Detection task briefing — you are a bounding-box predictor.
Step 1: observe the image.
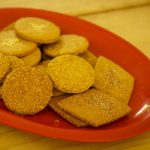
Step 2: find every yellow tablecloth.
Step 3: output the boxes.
[0,0,150,149]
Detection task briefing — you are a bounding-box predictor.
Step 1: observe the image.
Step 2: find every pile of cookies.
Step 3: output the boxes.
[0,17,134,127]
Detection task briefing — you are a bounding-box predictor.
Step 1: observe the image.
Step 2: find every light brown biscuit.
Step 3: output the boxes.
[0,54,11,83]
[44,34,89,57]
[0,30,37,57]
[79,51,97,67]
[57,89,131,127]
[49,95,88,127]
[2,22,15,31]
[94,56,135,104]
[15,17,60,44]
[2,66,52,115]
[21,47,41,66]
[47,55,95,93]
[52,88,65,97]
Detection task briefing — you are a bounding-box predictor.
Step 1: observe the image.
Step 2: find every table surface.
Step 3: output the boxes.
[0,0,150,149]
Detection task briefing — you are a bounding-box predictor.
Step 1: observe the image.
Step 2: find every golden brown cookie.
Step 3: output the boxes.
[15,17,60,44]
[94,56,135,104]
[0,30,37,57]
[47,55,95,93]
[44,34,89,57]
[21,47,41,66]
[57,89,131,127]
[79,51,97,67]
[0,53,11,83]
[49,95,88,127]
[2,66,52,115]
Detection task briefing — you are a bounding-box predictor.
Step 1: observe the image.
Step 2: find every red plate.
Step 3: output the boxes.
[0,8,150,142]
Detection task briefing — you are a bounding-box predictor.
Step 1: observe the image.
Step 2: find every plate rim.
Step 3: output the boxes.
[0,109,149,142]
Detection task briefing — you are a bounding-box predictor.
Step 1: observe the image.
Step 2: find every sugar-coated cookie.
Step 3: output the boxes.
[2,67,52,115]
[47,55,95,93]
[58,89,131,127]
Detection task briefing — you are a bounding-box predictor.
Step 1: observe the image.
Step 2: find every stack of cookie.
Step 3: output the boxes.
[0,17,134,127]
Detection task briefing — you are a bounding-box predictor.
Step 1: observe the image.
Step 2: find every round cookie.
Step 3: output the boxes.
[44,34,89,57]
[2,67,52,115]
[47,55,95,93]
[0,30,37,57]
[0,53,11,83]
[15,17,60,44]
[21,47,41,66]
